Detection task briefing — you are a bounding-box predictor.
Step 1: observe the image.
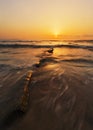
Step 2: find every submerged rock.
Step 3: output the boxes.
[47,48,54,53]
[18,71,32,113]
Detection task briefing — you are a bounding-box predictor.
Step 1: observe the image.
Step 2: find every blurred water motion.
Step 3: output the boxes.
[0,40,93,130]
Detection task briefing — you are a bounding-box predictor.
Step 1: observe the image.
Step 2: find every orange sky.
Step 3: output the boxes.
[0,0,93,40]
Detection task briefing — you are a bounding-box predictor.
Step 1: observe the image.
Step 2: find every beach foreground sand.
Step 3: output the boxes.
[0,49,93,130]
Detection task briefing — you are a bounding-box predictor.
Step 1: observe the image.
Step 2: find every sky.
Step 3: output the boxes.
[0,0,93,40]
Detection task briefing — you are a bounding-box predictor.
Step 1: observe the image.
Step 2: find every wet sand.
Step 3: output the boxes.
[0,50,93,130]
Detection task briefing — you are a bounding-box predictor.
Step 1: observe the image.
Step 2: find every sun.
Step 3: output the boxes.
[50,25,60,39]
[53,30,60,38]
[54,32,59,37]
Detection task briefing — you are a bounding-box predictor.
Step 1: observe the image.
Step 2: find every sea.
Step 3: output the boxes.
[0,40,93,86]
[0,40,93,129]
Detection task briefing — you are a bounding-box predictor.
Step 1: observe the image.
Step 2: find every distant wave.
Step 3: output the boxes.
[0,39,93,42]
[0,43,93,51]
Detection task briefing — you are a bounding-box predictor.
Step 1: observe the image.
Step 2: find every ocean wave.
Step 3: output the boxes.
[0,43,93,50]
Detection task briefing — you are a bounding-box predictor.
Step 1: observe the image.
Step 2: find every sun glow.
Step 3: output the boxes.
[52,28,60,38]
[54,31,59,38]
[51,23,61,39]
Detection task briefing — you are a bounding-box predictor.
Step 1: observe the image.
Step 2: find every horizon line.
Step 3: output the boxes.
[0,39,93,42]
